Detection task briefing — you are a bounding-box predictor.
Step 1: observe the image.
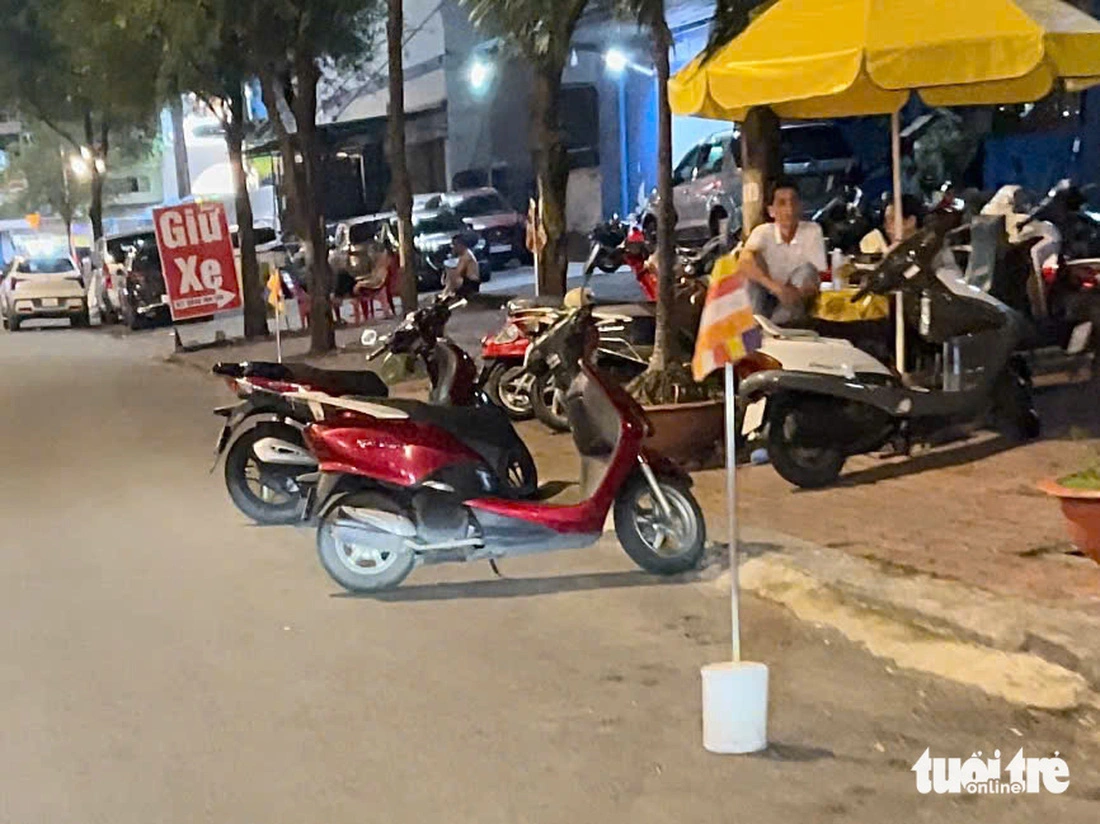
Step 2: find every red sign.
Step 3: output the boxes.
[153,202,242,321]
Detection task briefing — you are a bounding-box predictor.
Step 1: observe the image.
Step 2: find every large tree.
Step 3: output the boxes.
[140,0,269,338]
[0,0,160,241]
[387,0,417,313]
[461,0,591,297]
[250,0,382,353]
[4,121,90,246]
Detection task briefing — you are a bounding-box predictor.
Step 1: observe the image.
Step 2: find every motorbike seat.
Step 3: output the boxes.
[379,398,535,488]
[222,361,389,397]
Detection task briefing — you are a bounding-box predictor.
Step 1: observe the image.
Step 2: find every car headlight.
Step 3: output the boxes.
[475,237,487,251]
[67,298,83,308]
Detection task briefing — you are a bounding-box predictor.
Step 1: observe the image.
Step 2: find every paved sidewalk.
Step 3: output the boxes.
[162,272,1100,697]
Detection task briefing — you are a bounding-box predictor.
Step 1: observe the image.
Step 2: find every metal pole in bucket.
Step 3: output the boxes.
[724,362,741,661]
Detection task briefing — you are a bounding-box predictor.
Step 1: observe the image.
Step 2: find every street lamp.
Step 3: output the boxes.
[468,58,494,96]
[604,47,629,75]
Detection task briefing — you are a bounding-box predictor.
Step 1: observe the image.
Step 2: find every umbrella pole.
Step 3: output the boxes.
[891,111,906,376]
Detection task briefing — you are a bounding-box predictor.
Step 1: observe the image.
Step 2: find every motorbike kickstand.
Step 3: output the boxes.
[489,559,504,578]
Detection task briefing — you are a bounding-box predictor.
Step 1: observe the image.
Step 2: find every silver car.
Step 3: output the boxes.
[641,122,857,244]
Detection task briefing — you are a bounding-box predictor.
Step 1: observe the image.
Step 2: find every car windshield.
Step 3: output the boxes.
[17,256,75,274]
[107,233,156,263]
[782,126,852,162]
[413,211,466,235]
[451,193,506,218]
[349,222,383,244]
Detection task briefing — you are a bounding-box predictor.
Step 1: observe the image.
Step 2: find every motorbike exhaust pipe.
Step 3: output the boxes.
[252,437,318,466]
[339,506,417,538]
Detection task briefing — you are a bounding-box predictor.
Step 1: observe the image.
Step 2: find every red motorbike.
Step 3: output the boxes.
[297,302,707,593]
[213,296,536,525]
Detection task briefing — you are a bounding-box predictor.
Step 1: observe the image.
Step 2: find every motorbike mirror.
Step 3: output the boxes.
[361,329,379,347]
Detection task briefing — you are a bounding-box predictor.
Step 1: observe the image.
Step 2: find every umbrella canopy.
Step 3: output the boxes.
[670,0,1100,120]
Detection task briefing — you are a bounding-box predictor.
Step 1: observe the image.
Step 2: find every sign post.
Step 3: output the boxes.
[153,202,242,323]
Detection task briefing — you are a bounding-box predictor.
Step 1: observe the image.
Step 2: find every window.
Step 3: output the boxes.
[18,256,75,274]
[673,146,702,184]
[697,141,726,176]
[452,193,507,218]
[412,211,466,235]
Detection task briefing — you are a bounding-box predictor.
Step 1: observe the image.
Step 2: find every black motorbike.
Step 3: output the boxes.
[742,217,1039,489]
[212,296,537,524]
[583,216,631,277]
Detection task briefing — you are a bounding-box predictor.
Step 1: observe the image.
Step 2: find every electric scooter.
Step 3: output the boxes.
[296,298,707,593]
[740,219,1040,489]
[211,296,537,525]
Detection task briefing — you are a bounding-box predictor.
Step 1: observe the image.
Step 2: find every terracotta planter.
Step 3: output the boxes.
[1038,478,1100,564]
[643,400,726,469]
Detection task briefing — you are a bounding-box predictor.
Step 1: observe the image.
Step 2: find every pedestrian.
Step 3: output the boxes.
[444,234,480,298]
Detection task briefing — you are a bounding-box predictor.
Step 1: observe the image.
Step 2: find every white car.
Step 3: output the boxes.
[1,253,89,331]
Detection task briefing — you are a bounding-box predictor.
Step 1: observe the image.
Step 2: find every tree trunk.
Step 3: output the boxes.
[531,64,569,297]
[84,111,105,241]
[649,17,677,372]
[387,0,417,313]
[740,106,782,238]
[226,84,268,339]
[170,94,191,200]
[293,54,335,354]
[260,72,306,239]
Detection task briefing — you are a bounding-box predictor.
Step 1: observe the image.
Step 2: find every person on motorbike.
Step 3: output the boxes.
[444,234,481,298]
[862,193,962,275]
[738,175,826,324]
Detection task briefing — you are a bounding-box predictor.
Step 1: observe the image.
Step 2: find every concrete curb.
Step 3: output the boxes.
[721,525,1100,696]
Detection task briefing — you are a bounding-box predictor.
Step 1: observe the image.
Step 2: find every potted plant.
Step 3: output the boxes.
[1039,459,1100,564]
[629,362,726,470]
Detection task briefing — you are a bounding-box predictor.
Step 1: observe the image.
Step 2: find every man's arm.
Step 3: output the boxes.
[739,229,800,304]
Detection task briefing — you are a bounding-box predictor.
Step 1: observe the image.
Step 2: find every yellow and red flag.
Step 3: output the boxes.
[691,250,762,381]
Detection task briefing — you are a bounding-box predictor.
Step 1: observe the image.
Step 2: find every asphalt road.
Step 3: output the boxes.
[2,324,1099,823]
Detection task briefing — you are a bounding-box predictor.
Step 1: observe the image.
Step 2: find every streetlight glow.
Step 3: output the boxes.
[468,58,493,93]
[68,156,90,178]
[604,48,629,75]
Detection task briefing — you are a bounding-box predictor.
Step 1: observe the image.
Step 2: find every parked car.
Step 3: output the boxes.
[328,213,394,290]
[640,121,857,244]
[87,229,158,324]
[427,188,528,267]
[392,208,492,291]
[1,252,88,331]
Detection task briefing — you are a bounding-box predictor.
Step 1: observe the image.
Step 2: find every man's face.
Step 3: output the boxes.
[768,187,801,235]
[884,205,918,244]
[452,239,466,256]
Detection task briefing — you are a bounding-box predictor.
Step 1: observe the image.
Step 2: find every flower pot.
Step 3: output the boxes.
[1038,479,1100,564]
[643,400,726,469]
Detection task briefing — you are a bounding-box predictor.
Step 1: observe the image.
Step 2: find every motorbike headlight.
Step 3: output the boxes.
[494,323,521,344]
[475,237,487,251]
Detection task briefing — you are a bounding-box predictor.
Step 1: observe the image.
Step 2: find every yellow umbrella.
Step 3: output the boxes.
[670,0,1100,371]
[671,0,1100,119]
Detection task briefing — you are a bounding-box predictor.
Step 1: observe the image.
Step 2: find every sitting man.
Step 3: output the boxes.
[738,175,826,324]
[444,234,481,298]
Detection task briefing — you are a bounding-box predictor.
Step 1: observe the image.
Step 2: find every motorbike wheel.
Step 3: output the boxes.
[316,492,416,593]
[992,366,1042,442]
[531,374,571,433]
[766,397,846,489]
[224,423,311,525]
[614,475,706,575]
[596,252,623,274]
[485,362,535,421]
